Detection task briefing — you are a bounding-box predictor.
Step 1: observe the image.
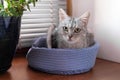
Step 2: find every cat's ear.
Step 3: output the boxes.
[59,8,69,22]
[78,11,90,27]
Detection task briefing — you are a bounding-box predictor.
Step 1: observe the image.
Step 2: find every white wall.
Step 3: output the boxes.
[72,0,120,63]
[72,0,94,30]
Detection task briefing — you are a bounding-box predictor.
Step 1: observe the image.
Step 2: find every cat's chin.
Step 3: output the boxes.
[63,37,79,43]
[66,39,76,44]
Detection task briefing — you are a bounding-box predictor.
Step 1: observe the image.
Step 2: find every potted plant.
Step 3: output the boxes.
[0,0,38,73]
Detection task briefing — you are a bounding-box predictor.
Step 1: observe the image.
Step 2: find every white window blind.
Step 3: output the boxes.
[18,0,67,48]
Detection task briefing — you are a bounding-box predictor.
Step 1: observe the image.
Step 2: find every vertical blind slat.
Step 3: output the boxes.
[18,0,66,48]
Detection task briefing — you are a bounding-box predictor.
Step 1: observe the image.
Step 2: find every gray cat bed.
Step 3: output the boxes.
[26,36,99,75]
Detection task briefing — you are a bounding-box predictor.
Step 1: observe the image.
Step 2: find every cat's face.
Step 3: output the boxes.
[59,18,85,43]
[58,8,90,43]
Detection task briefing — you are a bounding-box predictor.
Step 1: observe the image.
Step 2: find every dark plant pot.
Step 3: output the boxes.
[0,16,21,73]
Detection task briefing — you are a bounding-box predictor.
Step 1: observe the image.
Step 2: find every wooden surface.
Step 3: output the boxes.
[67,0,72,16]
[0,55,120,80]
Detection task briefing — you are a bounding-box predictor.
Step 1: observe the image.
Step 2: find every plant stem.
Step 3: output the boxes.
[0,0,4,8]
[1,0,3,4]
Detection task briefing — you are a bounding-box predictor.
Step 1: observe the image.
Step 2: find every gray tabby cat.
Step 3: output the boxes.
[47,8,94,49]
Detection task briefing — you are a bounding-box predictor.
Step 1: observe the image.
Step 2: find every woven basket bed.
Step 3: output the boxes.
[26,36,99,75]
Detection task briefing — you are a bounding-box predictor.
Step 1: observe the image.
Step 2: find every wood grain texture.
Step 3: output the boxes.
[0,56,120,80]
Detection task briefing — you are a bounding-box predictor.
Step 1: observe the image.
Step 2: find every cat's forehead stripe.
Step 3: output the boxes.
[71,18,74,28]
[64,18,77,28]
[68,18,72,28]
[73,18,77,28]
[69,18,77,28]
[71,18,77,27]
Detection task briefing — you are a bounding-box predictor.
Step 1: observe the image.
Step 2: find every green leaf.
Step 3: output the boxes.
[0,4,4,10]
[0,0,39,17]
[19,0,25,4]
[26,3,31,11]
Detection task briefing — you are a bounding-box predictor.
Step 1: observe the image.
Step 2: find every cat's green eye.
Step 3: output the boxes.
[74,28,81,33]
[63,26,68,32]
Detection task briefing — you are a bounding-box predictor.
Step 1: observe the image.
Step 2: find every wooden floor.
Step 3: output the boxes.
[0,55,120,80]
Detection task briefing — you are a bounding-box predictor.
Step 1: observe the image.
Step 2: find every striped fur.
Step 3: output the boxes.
[47,9,94,49]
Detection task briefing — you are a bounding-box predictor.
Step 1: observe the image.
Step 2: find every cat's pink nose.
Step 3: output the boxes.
[69,35,73,39]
